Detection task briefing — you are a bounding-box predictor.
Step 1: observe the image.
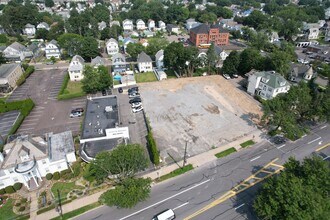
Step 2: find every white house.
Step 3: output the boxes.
[303,23,320,40]
[246,70,291,100]
[136,19,146,30]
[166,24,179,34]
[137,52,153,73]
[23,24,36,36]
[68,55,85,81]
[158,21,166,31]
[36,22,50,31]
[106,38,119,55]
[0,131,76,191]
[123,19,133,31]
[148,19,155,31]
[186,18,200,30]
[98,21,107,31]
[3,42,29,61]
[155,49,164,70]
[45,40,61,59]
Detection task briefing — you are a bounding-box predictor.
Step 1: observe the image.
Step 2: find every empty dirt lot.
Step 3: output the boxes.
[139,75,263,163]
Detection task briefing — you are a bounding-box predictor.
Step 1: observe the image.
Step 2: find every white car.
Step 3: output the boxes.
[129,93,140,98]
[232,74,239,78]
[131,102,142,108]
[223,74,231,80]
[132,106,143,113]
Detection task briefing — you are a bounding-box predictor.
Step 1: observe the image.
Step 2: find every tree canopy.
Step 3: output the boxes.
[81,65,112,94]
[254,156,330,220]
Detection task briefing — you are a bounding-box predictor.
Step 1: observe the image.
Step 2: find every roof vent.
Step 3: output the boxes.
[105,106,113,112]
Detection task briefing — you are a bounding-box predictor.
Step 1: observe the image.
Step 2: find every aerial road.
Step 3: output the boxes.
[75,123,330,220]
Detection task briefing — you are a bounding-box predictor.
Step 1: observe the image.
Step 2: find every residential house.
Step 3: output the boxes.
[36,22,50,31]
[186,18,201,31]
[122,19,133,31]
[158,21,166,31]
[0,64,24,93]
[106,38,119,56]
[112,53,126,73]
[148,19,155,31]
[326,7,330,19]
[23,24,36,36]
[123,37,137,51]
[98,21,107,31]
[3,42,29,61]
[110,20,121,27]
[0,131,76,190]
[143,30,154,38]
[246,70,291,100]
[155,49,164,70]
[137,52,153,73]
[136,19,146,30]
[91,56,105,68]
[288,63,314,83]
[214,46,229,68]
[190,23,230,46]
[68,55,85,81]
[303,23,320,40]
[45,40,61,59]
[166,24,180,34]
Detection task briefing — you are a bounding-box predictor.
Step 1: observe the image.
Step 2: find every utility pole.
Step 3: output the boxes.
[57,189,63,218]
[183,141,188,167]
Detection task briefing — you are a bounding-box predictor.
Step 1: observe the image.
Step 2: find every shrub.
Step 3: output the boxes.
[15,202,21,207]
[0,188,5,195]
[24,66,35,78]
[60,169,74,180]
[53,172,60,180]
[72,162,81,177]
[5,185,15,194]
[147,131,160,165]
[16,75,26,86]
[58,74,70,96]
[20,198,28,203]
[13,182,23,191]
[18,206,26,212]
[46,173,53,180]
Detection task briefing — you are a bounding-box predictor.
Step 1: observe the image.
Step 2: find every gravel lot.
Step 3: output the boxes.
[139,76,262,163]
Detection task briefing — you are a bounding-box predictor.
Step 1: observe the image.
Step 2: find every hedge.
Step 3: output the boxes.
[0,188,5,194]
[5,185,15,194]
[57,74,70,96]
[16,65,35,86]
[13,182,23,191]
[57,92,85,100]
[46,173,53,180]
[147,131,160,165]
[53,172,60,180]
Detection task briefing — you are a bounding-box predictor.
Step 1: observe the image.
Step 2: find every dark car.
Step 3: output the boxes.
[102,90,107,96]
[271,135,286,145]
[129,97,142,104]
[118,87,123,93]
[72,108,84,113]
[128,87,139,93]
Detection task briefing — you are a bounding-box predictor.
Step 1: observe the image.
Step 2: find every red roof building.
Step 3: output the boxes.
[189,23,229,47]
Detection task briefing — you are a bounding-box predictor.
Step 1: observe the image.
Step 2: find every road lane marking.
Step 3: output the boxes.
[277,144,285,149]
[119,179,210,220]
[302,134,307,138]
[320,125,327,129]
[323,156,330,161]
[308,137,321,144]
[173,202,189,211]
[250,156,261,162]
[235,203,245,210]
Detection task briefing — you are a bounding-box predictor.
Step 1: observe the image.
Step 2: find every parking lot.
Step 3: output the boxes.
[139,76,263,163]
[7,69,86,136]
[0,111,20,138]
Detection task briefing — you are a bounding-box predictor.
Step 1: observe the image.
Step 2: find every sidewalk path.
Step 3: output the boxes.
[35,130,262,220]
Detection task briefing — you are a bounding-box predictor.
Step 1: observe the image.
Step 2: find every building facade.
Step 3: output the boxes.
[190,23,229,46]
[137,52,153,72]
[106,38,119,56]
[68,55,85,81]
[0,64,24,93]
[45,40,61,59]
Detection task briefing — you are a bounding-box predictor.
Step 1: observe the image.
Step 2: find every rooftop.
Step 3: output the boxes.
[48,131,75,162]
[81,96,119,139]
[0,63,20,78]
[137,51,152,63]
[249,70,289,89]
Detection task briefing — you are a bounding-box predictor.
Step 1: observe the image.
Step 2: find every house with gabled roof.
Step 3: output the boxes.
[37,22,50,31]
[148,19,155,31]
[3,42,28,61]
[288,64,314,83]
[45,40,61,59]
[106,38,119,55]
[246,70,291,100]
[112,53,127,73]
[136,19,146,30]
[137,52,153,72]
[23,24,36,36]
[158,21,166,31]
[91,56,105,68]
[123,19,133,31]
[68,55,85,81]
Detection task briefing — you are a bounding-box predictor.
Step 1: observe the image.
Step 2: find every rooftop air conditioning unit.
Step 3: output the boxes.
[105,106,113,112]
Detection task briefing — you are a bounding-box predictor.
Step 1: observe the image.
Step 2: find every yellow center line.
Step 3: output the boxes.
[316,143,330,152]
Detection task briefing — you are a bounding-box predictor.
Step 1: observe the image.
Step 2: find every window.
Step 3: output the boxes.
[57,165,61,169]
[9,169,14,174]
[13,178,18,182]
[268,88,272,92]
[42,160,46,164]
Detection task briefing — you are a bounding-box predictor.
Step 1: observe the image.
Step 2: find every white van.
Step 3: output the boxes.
[152,209,175,220]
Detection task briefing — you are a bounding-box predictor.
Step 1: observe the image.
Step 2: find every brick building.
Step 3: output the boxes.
[189,23,229,47]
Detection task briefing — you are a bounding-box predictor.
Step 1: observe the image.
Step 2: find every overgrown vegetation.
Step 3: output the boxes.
[57,74,85,100]
[135,72,158,83]
[146,118,160,165]
[16,65,35,86]
[215,147,237,158]
[156,164,194,182]
[240,140,255,148]
[81,65,112,93]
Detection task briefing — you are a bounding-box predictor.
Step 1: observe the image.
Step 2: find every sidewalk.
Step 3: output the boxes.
[35,129,262,220]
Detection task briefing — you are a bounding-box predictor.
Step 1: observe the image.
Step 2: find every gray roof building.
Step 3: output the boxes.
[137,51,152,63]
[0,64,20,78]
[91,56,105,67]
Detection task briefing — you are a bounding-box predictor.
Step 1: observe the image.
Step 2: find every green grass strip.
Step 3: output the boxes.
[215,147,237,158]
[240,140,255,148]
[156,164,194,182]
[50,202,101,220]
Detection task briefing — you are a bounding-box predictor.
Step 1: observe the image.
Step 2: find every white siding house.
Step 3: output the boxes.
[136,19,146,30]
[36,22,50,31]
[137,52,153,73]
[68,55,85,81]
[106,38,119,55]
[148,19,155,31]
[155,49,164,70]
[247,70,290,100]
[158,21,166,31]
[123,19,133,31]
[45,40,61,59]
[23,24,36,36]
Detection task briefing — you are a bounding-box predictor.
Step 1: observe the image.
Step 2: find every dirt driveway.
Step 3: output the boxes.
[139,75,262,163]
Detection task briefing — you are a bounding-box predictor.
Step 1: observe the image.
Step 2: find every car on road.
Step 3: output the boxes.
[70,111,82,118]
[46,61,54,65]
[131,102,142,108]
[152,209,175,220]
[129,92,140,98]
[223,74,231,80]
[271,135,287,145]
[132,106,143,113]
[118,87,123,93]
[129,97,142,104]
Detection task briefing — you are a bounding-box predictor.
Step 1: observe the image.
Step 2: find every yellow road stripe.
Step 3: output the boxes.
[316,143,330,152]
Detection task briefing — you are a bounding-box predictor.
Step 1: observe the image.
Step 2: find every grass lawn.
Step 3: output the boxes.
[113,80,121,85]
[240,140,255,148]
[156,164,194,182]
[51,182,84,201]
[135,72,157,83]
[0,199,17,220]
[50,202,101,220]
[64,81,84,94]
[215,147,237,158]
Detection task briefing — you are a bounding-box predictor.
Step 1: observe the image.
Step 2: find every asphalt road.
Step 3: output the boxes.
[74,123,330,220]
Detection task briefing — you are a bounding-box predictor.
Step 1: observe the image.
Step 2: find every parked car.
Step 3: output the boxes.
[70,111,82,118]
[271,135,287,145]
[232,74,239,78]
[129,97,142,104]
[118,87,123,93]
[223,74,231,80]
[72,108,84,113]
[152,209,175,220]
[132,106,143,113]
[129,93,140,98]
[46,61,54,65]
[131,102,142,108]
[128,87,139,93]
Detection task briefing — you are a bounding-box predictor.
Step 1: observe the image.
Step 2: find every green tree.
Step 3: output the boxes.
[57,33,83,57]
[45,0,54,8]
[90,144,148,182]
[206,43,218,74]
[35,29,49,40]
[126,43,144,60]
[146,38,169,58]
[92,4,110,23]
[109,25,123,39]
[0,34,8,44]
[268,50,291,76]
[100,177,152,208]
[47,21,64,40]
[100,27,110,40]
[238,48,263,74]
[97,65,112,91]
[198,12,217,23]
[254,157,330,220]
[0,52,6,64]
[79,37,99,61]
[222,51,240,76]
[81,65,111,94]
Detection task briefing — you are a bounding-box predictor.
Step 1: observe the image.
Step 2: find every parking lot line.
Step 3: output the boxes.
[18,127,34,132]
[20,122,38,127]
